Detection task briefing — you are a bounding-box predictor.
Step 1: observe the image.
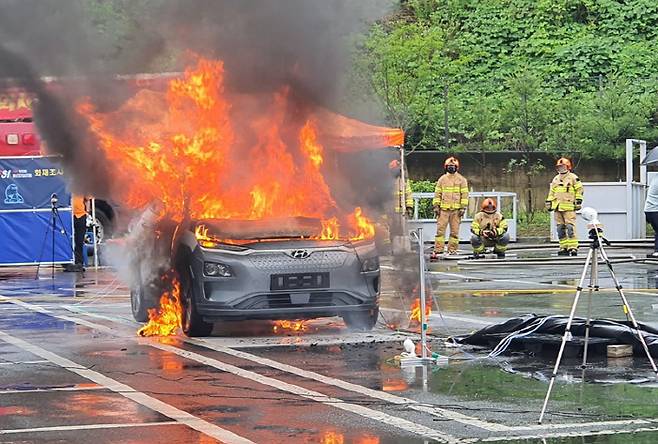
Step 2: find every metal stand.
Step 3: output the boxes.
[35,198,74,280]
[91,198,99,271]
[538,227,658,424]
[401,227,434,367]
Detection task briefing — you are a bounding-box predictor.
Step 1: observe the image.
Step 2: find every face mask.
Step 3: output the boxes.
[557,166,568,174]
[446,165,457,174]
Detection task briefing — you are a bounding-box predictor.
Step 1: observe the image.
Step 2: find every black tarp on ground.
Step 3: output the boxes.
[457,314,658,357]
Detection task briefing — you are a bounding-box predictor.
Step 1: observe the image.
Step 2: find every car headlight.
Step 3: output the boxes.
[203,262,233,277]
[360,256,379,272]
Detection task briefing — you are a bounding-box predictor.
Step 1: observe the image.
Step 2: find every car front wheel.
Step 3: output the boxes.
[180,270,214,337]
[131,284,158,323]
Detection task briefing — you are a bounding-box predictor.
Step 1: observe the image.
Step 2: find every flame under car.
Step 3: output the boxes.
[131,217,380,336]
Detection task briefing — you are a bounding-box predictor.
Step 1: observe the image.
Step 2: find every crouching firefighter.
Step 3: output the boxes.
[431,156,469,259]
[471,198,509,259]
[546,157,583,256]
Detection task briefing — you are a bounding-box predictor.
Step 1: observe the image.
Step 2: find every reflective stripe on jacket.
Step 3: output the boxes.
[432,172,468,210]
[395,177,414,213]
[471,211,508,236]
[546,172,583,211]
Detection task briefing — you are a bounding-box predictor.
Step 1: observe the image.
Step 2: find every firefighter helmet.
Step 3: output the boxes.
[556,157,572,171]
[444,156,460,170]
[388,159,400,170]
[481,198,497,214]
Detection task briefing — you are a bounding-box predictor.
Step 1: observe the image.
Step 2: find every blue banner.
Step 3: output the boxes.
[0,210,73,264]
[0,157,70,211]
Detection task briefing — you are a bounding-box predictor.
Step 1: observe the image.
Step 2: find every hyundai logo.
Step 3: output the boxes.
[290,249,310,259]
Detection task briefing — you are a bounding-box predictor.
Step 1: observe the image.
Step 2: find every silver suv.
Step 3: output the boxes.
[131,217,380,336]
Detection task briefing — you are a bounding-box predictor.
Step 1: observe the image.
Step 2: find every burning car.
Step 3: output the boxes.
[131,216,380,336]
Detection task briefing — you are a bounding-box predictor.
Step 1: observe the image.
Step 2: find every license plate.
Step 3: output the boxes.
[270,273,329,291]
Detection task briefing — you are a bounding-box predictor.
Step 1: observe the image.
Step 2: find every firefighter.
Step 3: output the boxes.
[380,159,413,253]
[471,198,509,259]
[65,194,88,272]
[389,159,414,217]
[431,156,469,258]
[546,157,583,256]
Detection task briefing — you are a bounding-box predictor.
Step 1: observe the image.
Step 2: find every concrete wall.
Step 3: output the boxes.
[406,151,633,211]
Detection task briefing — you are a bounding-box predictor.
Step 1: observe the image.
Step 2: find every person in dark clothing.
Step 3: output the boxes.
[645,178,658,258]
[66,195,88,272]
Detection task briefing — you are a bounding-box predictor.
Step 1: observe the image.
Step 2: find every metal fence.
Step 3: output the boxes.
[407,191,518,243]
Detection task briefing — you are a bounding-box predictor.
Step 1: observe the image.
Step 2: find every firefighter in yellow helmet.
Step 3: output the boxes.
[471,198,509,259]
[431,156,469,258]
[546,157,583,256]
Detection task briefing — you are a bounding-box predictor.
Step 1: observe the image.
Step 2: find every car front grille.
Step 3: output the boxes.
[248,250,348,272]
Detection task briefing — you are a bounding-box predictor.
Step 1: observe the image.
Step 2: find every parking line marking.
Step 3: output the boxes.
[0,295,459,442]
[464,424,658,442]
[0,331,255,444]
[0,360,49,366]
[0,421,179,435]
[187,337,508,432]
[5,293,658,438]
[150,340,460,443]
[0,386,105,395]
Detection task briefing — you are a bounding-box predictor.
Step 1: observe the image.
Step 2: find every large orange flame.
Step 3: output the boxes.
[137,276,182,337]
[79,56,375,238]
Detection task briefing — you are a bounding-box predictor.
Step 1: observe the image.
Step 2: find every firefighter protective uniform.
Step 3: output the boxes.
[546,158,583,254]
[471,199,509,258]
[433,157,468,254]
[380,159,413,252]
[393,166,414,215]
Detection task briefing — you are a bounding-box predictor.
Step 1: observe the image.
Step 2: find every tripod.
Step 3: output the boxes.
[538,226,658,423]
[35,194,75,280]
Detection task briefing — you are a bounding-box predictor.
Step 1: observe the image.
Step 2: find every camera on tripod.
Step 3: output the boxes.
[581,207,609,244]
[50,193,59,208]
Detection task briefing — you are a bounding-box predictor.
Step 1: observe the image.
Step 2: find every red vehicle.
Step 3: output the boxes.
[0,86,119,241]
[0,89,41,157]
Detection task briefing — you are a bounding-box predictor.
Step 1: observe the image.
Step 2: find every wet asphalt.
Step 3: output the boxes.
[1,247,658,443]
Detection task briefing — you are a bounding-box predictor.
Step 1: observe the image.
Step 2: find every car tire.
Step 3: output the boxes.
[94,208,113,244]
[180,269,214,337]
[343,307,379,331]
[131,283,158,323]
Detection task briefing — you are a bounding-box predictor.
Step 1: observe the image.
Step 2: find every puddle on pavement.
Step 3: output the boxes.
[0,311,73,330]
[253,341,658,422]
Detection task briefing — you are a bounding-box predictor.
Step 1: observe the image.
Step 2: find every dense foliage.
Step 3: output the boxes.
[352,0,658,158]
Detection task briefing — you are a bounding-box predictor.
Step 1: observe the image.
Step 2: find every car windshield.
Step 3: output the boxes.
[196,217,326,241]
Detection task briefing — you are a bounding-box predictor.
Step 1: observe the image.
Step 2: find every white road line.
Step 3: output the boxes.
[0,421,178,435]
[4,294,657,438]
[0,360,49,366]
[149,340,459,443]
[428,270,657,297]
[1,295,459,442]
[507,418,658,432]
[0,331,255,444]
[0,386,105,395]
[465,425,658,443]
[187,337,507,432]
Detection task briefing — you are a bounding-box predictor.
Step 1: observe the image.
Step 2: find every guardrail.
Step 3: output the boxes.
[407,191,518,243]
